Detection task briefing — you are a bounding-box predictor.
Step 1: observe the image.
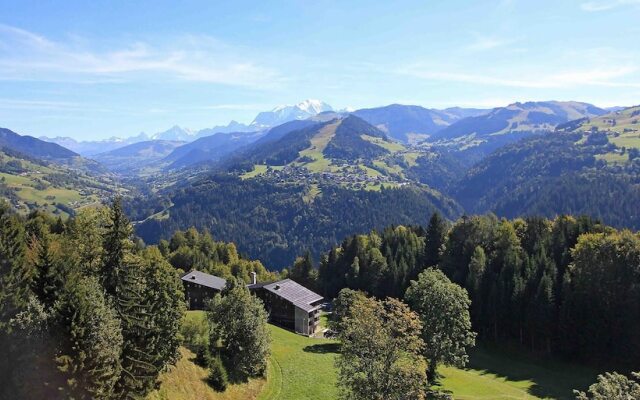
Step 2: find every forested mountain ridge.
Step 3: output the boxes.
[424,101,608,166]
[353,104,488,144]
[453,106,640,229]
[1,127,109,176]
[92,140,185,174]
[220,115,465,193]
[161,130,265,170]
[133,175,462,268]
[1,127,78,160]
[0,127,122,216]
[557,104,640,150]
[0,147,120,216]
[430,101,606,141]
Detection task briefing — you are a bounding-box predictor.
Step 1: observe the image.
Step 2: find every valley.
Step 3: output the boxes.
[3,3,640,399]
[0,146,120,216]
[3,100,639,268]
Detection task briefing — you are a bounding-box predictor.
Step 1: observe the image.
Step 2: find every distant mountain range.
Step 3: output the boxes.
[422,101,608,165]
[0,128,118,215]
[2,127,79,160]
[39,99,335,157]
[91,140,185,174]
[1,127,107,174]
[40,132,150,156]
[353,104,488,143]
[4,101,640,267]
[453,105,640,227]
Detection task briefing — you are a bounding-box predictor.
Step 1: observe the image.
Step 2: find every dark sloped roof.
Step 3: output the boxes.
[260,279,323,312]
[181,270,227,291]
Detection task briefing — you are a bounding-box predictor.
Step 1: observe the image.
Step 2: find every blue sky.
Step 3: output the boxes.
[1,0,639,140]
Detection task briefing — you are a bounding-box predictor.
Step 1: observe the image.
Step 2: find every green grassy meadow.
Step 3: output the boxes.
[361,134,406,152]
[151,311,599,400]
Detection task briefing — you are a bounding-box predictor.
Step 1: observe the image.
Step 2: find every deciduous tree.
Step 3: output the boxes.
[336,294,427,400]
[405,268,476,382]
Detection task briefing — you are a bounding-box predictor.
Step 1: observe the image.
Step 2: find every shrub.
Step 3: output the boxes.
[207,355,229,392]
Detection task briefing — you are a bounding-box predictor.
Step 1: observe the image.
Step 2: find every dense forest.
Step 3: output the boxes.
[454,132,640,229]
[133,175,461,268]
[0,199,273,400]
[302,213,640,364]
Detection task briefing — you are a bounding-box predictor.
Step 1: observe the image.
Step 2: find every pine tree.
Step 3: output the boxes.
[207,355,229,392]
[425,212,447,268]
[466,246,486,329]
[114,255,157,399]
[102,197,134,296]
[290,250,315,289]
[141,247,186,372]
[57,276,123,400]
[533,272,555,353]
[31,234,64,309]
[0,203,31,331]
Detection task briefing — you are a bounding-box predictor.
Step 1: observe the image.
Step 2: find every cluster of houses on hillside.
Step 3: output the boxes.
[181,270,323,336]
[257,164,407,189]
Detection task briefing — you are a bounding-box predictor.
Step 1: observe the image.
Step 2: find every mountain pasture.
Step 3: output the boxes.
[150,312,596,400]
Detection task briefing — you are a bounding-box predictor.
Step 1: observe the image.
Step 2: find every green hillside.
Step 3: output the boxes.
[237,115,459,192]
[454,117,640,229]
[424,101,608,166]
[558,105,640,164]
[0,147,120,216]
[151,312,598,400]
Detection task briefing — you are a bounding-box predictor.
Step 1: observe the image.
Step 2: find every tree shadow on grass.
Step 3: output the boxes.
[464,343,601,400]
[303,343,341,354]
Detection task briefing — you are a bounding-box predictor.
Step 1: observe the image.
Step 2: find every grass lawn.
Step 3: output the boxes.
[258,325,339,400]
[439,344,598,400]
[148,347,266,400]
[373,159,405,175]
[153,311,598,400]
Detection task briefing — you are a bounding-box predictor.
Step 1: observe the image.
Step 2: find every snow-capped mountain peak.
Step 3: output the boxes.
[151,125,195,141]
[252,99,333,127]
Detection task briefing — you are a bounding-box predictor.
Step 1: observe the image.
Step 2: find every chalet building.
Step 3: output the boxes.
[249,278,323,336]
[181,270,323,336]
[181,270,227,310]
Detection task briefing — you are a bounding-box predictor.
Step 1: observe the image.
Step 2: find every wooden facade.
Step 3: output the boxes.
[182,270,323,336]
[251,279,323,336]
[181,270,227,310]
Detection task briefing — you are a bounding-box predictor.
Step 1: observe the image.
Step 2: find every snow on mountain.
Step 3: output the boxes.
[40,133,150,156]
[195,120,257,139]
[150,125,196,141]
[251,99,333,128]
[40,100,334,155]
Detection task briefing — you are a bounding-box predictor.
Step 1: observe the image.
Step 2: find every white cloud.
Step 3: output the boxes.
[0,98,113,112]
[0,24,281,88]
[581,0,640,12]
[398,64,640,89]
